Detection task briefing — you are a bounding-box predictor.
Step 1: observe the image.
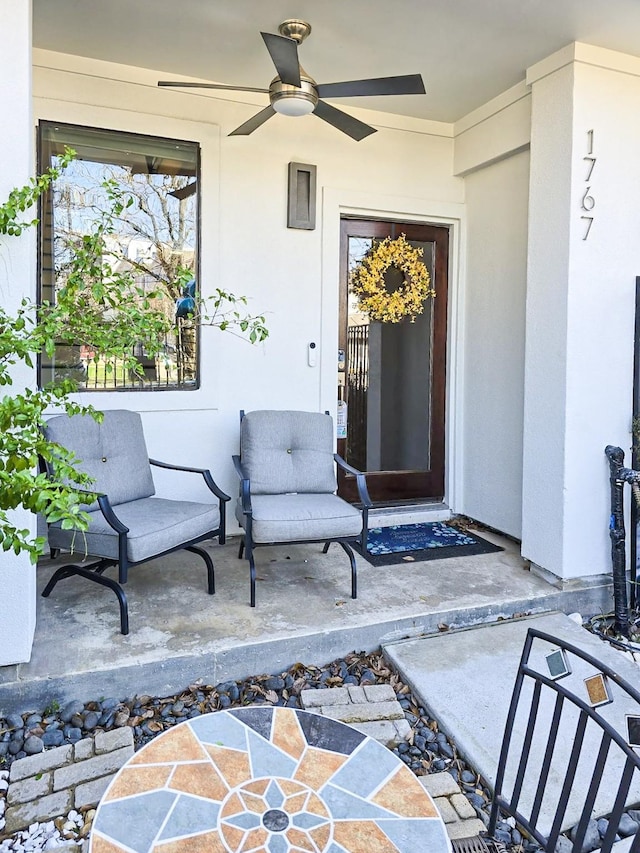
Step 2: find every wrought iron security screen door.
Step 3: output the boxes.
[338,218,449,504]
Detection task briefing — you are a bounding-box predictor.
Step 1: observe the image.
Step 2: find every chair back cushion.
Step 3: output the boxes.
[241,410,337,495]
[44,410,155,509]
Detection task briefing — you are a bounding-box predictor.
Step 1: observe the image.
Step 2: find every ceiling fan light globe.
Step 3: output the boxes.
[273,96,316,116]
[270,76,318,117]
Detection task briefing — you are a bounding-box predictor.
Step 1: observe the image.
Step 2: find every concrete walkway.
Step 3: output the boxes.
[383,612,640,834]
[0,532,614,715]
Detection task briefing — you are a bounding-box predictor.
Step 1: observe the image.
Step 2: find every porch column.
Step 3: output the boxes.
[522,44,640,581]
[0,0,37,664]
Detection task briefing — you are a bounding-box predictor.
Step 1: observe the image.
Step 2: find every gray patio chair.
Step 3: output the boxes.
[232,409,371,606]
[486,627,640,853]
[42,409,230,635]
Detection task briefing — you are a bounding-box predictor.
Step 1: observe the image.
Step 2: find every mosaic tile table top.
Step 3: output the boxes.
[89,706,451,853]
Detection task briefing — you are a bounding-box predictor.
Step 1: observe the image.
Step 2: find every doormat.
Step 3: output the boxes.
[355,521,503,566]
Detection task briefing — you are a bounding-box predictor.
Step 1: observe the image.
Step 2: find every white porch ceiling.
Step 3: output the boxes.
[32,0,640,124]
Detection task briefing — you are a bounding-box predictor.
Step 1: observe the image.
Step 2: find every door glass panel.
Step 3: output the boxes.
[345,236,435,474]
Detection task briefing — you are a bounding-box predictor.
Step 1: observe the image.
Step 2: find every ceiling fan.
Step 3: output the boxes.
[158,19,426,142]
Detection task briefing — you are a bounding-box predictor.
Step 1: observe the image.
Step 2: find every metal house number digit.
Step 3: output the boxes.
[581,187,595,210]
[581,130,595,240]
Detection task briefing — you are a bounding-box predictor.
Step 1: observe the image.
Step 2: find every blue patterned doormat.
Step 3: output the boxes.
[355,521,503,566]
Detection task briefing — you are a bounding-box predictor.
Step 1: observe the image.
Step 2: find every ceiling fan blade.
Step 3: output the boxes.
[316,73,426,99]
[229,105,277,136]
[260,32,301,88]
[169,182,197,201]
[314,100,376,141]
[158,81,269,94]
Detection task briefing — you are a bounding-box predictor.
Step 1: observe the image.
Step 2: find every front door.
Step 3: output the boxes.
[338,218,449,504]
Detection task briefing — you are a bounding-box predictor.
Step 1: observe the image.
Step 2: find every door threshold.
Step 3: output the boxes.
[366,498,447,509]
[366,502,452,527]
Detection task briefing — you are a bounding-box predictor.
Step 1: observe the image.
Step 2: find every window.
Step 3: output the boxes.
[38,121,200,390]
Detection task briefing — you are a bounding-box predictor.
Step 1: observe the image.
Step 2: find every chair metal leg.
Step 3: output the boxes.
[238,539,245,559]
[322,542,330,554]
[185,545,215,595]
[361,507,369,553]
[248,550,257,607]
[41,565,80,592]
[50,547,60,560]
[338,541,358,599]
[42,563,130,635]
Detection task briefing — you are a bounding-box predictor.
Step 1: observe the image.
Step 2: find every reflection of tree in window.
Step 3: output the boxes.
[39,122,199,390]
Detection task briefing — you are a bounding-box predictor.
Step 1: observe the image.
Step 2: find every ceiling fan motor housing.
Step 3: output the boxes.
[270,72,318,115]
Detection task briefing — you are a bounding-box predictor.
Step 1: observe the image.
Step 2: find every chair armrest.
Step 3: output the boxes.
[334,454,373,508]
[232,455,252,515]
[149,458,230,502]
[97,494,129,534]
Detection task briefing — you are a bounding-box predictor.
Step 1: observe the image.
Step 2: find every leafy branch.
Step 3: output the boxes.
[173,266,268,344]
[0,383,101,560]
[0,156,268,561]
[0,165,175,560]
[0,147,76,237]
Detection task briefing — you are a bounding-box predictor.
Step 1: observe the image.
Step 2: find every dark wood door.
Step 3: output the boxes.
[338,218,449,504]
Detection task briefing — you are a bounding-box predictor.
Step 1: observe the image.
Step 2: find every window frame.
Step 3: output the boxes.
[36,119,202,393]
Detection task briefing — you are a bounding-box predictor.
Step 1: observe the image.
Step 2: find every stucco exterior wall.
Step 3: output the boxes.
[32,51,464,512]
[0,1,37,665]
[460,150,530,538]
[521,62,574,578]
[453,81,531,178]
[523,45,640,579]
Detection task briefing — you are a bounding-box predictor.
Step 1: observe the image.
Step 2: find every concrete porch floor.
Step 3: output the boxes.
[0,530,615,714]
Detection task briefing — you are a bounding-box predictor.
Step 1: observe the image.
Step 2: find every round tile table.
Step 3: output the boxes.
[89,706,451,853]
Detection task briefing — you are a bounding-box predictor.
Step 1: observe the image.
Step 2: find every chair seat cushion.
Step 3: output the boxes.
[49,497,220,564]
[235,493,362,543]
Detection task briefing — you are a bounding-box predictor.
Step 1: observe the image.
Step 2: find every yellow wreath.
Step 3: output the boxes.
[350,233,435,323]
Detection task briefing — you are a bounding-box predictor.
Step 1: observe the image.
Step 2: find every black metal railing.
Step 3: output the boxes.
[604,445,640,637]
[488,627,640,853]
[44,324,197,391]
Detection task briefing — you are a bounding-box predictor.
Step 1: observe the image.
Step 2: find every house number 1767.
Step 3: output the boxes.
[581,129,596,240]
